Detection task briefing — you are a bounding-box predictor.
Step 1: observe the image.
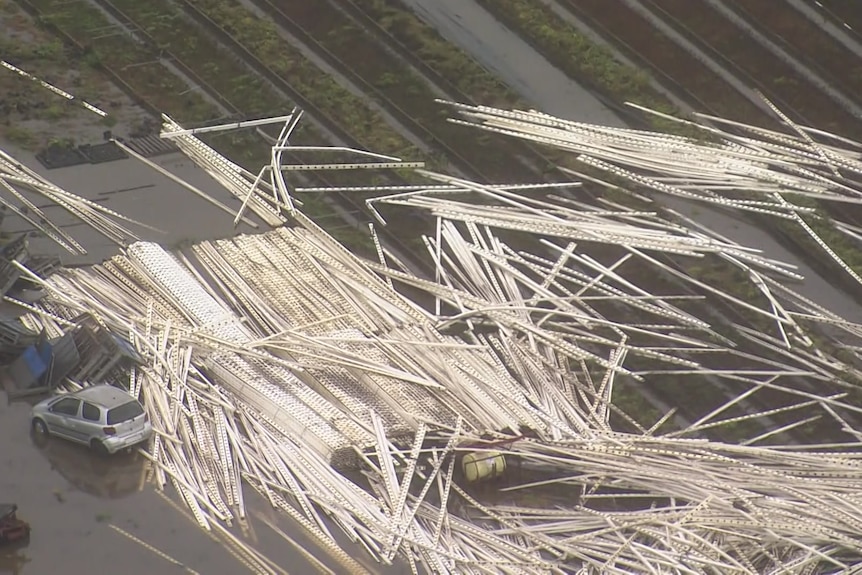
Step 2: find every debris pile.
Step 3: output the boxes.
[443,97,862,289]
[0,147,153,254]
[5,105,862,572]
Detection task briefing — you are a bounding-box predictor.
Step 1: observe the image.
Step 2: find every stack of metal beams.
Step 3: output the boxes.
[9,105,862,573]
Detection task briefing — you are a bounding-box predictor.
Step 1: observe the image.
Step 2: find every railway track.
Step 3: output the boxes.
[264,0,856,444]
[245,0,491,182]
[21,0,434,274]
[640,0,862,231]
[249,0,599,187]
[336,0,491,107]
[171,0,401,166]
[641,0,816,127]
[555,0,772,127]
[643,0,862,246]
[468,0,859,441]
[20,0,853,443]
[720,0,862,111]
[168,0,638,275]
[475,0,660,131]
[557,1,714,115]
[806,0,862,44]
[327,0,560,177]
[15,0,166,118]
[162,0,462,274]
[81,0,244,117]
[646,0,862,139]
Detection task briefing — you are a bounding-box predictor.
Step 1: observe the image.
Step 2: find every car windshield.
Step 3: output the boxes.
[106,401,144,425]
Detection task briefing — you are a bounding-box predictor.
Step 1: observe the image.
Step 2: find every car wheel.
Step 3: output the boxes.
[32,418,49,437]
[90,439,110,457]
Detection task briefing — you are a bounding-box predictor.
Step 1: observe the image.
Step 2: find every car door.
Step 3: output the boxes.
[46,397,82,441]
[79,402,104,444]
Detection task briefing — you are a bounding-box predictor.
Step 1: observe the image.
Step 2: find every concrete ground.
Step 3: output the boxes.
[1,391,245,574]
[1,386,397,574]
[3,144,262,266]
[0,121,391,575]
[0,142,402,573]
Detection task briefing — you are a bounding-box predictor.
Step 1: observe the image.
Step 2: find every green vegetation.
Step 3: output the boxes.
[354,0,638,174]
[710,417,763,443]
[0,27,77,132]
[686,254,775,333]
[23,0,381,250]
[107,3,281,119]
[185,0,419,159]
[608,379,668,432]
[268,0,527,179]
[3,125,38,149]
[765,195,862,300]
[0,36,64,61]
[355,0,523,108]
[468,0,862,306]
[364,0,862,300]
[102,0,446,246]
[349,1,859,446]
[28,0,214,123]
[473,0,697,136]
[15,0,852,450]
[802,212,862,273]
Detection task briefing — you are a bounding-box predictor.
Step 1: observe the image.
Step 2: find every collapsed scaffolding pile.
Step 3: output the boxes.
[11,106,862,573]
[442,97,862,289]
[0,148,152,254]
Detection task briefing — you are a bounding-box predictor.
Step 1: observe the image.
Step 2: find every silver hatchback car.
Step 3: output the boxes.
[31,384,153,455]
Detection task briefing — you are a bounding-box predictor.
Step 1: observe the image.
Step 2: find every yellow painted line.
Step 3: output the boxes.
[109,523,201,575]
[253,511,337,575]
[155,490,275,574]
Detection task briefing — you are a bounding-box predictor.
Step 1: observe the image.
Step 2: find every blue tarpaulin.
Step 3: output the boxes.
[19,345,48,381]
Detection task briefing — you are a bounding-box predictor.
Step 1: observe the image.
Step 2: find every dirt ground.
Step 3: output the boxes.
[0,0,151,151]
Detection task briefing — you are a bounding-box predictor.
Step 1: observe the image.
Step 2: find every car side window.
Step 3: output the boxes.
[82,402,101,422]
[50,397,80,416]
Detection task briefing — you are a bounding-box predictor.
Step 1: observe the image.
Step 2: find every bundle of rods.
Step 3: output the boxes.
[10,103,862,573]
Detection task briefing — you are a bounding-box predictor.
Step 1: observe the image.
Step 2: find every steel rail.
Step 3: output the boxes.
[329,0,561,177]
[805,0,862,46]
[557,0,722,119]
[720,0,862,111]
[247,0,490,182]
[642,0,816,127]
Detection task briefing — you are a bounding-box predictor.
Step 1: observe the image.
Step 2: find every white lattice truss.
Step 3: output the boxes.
[9,104,862,574]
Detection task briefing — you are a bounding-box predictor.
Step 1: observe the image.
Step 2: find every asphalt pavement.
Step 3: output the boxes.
[2,144,262,266]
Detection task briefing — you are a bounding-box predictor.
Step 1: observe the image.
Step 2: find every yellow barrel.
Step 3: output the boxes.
[462,451,507,483]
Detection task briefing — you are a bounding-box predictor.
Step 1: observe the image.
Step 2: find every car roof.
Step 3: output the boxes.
[72,385,136,409]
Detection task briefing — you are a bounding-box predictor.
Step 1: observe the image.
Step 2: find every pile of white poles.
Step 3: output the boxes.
[9,104,862,572]
[0,148,150,254]
[441,97,862,290]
